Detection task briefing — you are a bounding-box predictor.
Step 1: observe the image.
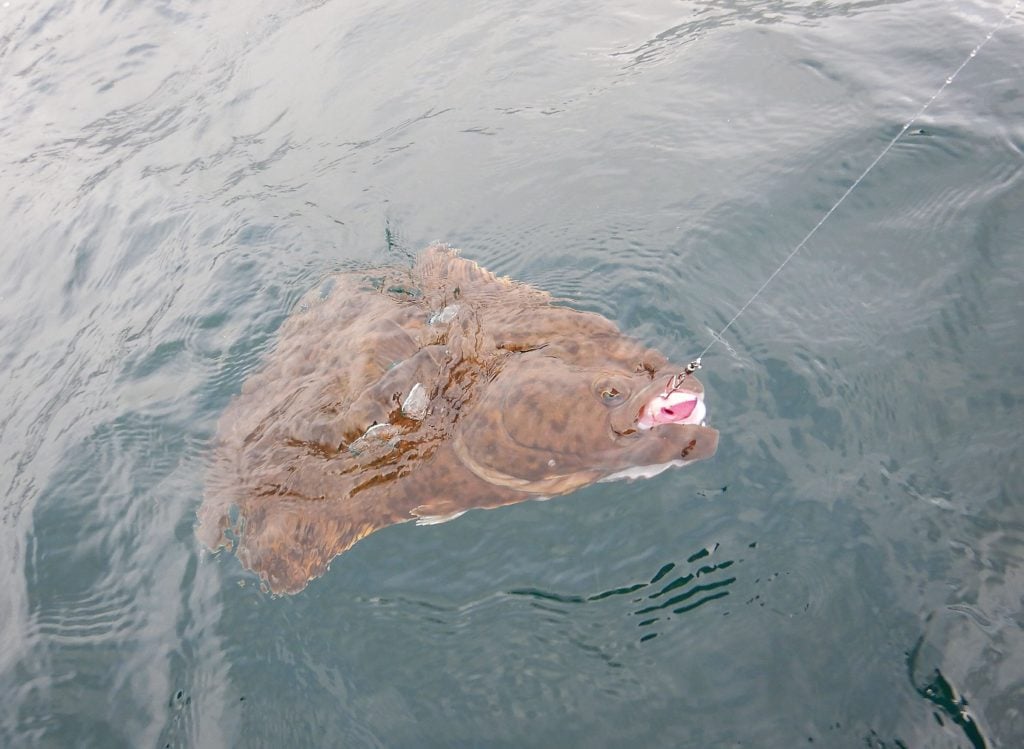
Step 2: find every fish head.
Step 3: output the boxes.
[453,334,719,495]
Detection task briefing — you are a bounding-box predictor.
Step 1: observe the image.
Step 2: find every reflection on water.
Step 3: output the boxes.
[511,544,739,644]
[907,634,989,749]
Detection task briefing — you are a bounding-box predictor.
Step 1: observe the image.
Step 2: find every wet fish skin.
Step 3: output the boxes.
[198,245,718,594]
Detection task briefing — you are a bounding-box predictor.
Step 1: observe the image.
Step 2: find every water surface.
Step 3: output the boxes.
[1,0,1022,746]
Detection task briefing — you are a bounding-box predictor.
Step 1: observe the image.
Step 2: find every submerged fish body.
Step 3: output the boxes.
[198,245,718,593]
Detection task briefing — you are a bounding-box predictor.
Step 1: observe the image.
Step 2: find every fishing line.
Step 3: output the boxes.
[693,0,1021,365]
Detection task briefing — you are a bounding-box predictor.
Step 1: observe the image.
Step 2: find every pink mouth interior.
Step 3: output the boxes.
[660,398,696,420]
[637,390,700,429]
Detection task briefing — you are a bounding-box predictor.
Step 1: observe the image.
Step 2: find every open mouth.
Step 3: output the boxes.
[637,389,707,430]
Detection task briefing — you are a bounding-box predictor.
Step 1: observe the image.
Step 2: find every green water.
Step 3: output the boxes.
[1,0,1022,746]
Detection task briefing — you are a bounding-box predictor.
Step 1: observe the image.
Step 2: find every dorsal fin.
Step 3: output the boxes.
[412,243,549,310]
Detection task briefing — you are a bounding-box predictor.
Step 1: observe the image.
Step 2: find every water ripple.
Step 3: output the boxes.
[507,543,739,644]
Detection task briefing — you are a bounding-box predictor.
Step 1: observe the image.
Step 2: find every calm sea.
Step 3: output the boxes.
[1,0,1022,746]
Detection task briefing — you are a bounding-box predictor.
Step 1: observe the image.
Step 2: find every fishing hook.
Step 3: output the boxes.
[662,358,702,397]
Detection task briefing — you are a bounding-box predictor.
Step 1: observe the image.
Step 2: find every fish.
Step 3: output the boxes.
[197,245,718,593]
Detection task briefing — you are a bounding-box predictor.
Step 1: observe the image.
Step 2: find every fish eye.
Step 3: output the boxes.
[595,379,629,406]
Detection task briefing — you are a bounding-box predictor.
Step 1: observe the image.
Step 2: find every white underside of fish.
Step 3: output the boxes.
[414,510,467,526]
[598,459,689,483]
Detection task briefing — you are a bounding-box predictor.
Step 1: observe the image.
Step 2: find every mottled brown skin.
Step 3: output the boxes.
[198,245,718,593]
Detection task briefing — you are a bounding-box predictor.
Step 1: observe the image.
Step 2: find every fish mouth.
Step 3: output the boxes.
[636,388,707,430]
